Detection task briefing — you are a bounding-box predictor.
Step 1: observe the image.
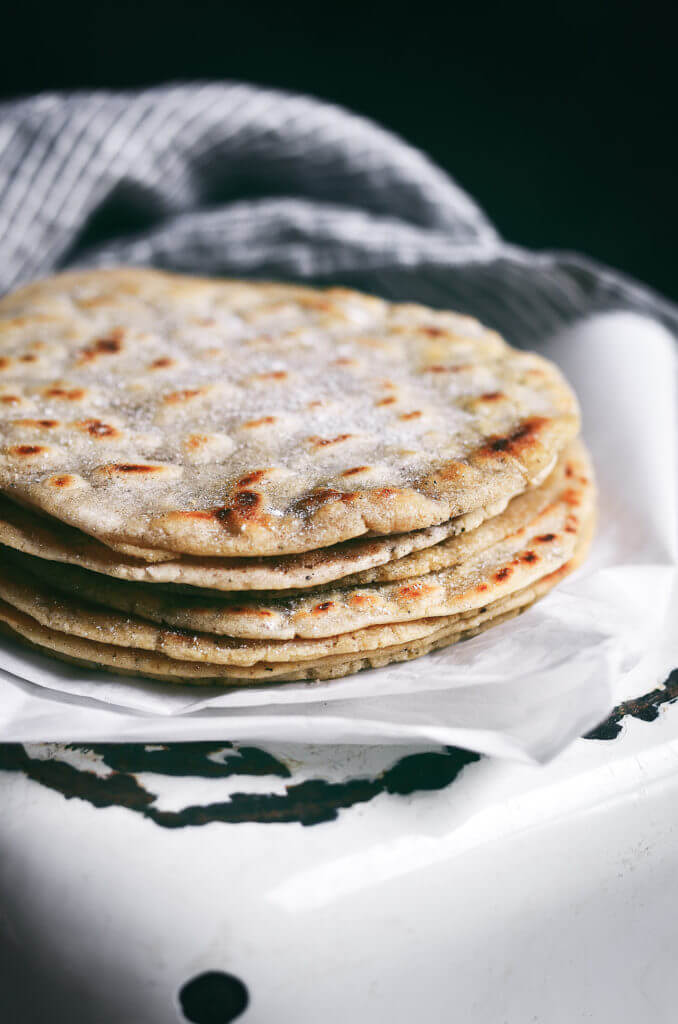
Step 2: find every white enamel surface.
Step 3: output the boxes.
[2,695,678,1022]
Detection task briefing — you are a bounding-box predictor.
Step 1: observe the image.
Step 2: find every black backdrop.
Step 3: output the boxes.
[3,1,676,301]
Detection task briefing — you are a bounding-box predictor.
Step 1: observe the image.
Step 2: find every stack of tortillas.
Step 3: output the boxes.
[0,268,595,687]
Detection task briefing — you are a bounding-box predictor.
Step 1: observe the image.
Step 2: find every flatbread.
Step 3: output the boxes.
[0,603,525,684]
[0,522,592,684]
[0,556,547,666]
[0,441,583,593]
[17,445,594,639]
[0,268,579,557]
[0,489,510,592]
[0,572,530,669]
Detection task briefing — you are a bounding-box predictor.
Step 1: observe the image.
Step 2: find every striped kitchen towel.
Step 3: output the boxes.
[0,81,675,345]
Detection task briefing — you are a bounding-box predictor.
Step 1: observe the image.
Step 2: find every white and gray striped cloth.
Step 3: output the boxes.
[0,82,675,344]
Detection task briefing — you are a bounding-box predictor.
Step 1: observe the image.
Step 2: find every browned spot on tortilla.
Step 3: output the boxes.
[231,491,263,518]
[44,387,86,401]
[185,434,208,450]
[149,357,174,369]
[475,584,489,593]
[79,330,124,362]
[376,397,397,406]
[237,470,267,487]
[307,400,324,409]
[565,463,575,478]
[105,463,164,475]
[333,358,357,367]
[423,365,449,373]
[494,566,513,581]
[256,370,288,381]
[563,520,579,537]
[48,474,75,488]
[10,444,45,456]
[561,488,581,507]
[400,410,422,421]
[313,601,334,614]
[436,460,469,483]
[342,466,370,477]
[242,416,276,428]
[537,533,556,543]
[350,594,374,607]
[290,488,358,515]
[308,434,353,448]
[14,418,59,429]
[297,294,336,312]
[92,335,123,353]
[294,488,343,512]
[0,395,20,404]
[520,551,538,564]
[0,358,11,370]
[213,507,237,528]
[164,388,204,404]
[397,582,434,600]
[19,354,37,363]
[214,491,264,527]
[161,630,195,647]
[76,419,119,438]
[479,416,550,459]
[480,391,504,401]
[422,326,446,337]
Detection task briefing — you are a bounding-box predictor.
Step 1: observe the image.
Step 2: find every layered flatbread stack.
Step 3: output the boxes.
[0,269,594,686]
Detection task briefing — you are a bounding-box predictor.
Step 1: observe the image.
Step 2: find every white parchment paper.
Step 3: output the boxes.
[0,311,676,760]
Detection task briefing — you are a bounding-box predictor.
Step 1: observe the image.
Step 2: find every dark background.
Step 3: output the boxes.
[3,1,676,300]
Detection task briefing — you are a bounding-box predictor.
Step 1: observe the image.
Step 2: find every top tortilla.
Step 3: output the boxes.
[0,490,509,592]
[0,268,579,557]
[10,440,594,640]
